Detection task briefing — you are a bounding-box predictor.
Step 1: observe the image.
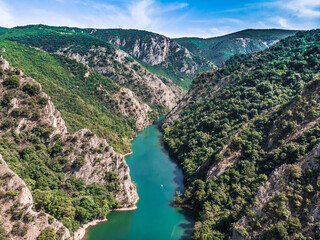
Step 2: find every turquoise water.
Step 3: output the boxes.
[86,122,195,240]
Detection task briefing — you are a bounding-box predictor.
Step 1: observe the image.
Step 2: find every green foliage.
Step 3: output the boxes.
[164,30,320,238]
[0,39,134,153]
[237,227,249,237]
[72,156,85,168]
[0,226,7,240]
[0,122,116,232]
[37,227,55,240]
[3,75,19,88]
[22,83,40,96]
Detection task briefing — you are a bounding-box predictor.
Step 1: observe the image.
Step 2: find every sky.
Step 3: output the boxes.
[0,0,319,38]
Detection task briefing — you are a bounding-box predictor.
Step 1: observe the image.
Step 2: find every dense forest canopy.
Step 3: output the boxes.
[164,29,320,239]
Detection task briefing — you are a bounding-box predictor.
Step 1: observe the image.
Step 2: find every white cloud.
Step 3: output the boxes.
[276,17,291,28]
[282,0,320,18]
[128,0,154,28]
[0,0,13,27]
[209,27,229,37]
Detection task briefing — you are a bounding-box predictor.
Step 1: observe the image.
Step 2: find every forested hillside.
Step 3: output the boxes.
[164,30,320,239]
[0,56,138,239]
[0,25,184,112]
[175,29,297,67]
[0,39,140,154]
[85,28,214,89]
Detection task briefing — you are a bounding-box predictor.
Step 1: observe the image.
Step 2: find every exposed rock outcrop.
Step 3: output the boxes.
[232,144,320,239]
[87,28,215,79]
[0,56,139,238]
[0,155,70,240]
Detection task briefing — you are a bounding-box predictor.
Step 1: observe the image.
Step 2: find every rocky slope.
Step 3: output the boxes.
[0,25,185,112]
[60,45,183,110]
[0,39,154,154]
[233,144,320,239]
[175,29,297,67]
[86,28,215,89]
[0,56,138,238]
[0,156,70,240]
[163,30,320,239]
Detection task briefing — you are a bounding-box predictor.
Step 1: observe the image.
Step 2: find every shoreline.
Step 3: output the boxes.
[123,151,133,157]
[73,219,108,240]
[75,205,138,240]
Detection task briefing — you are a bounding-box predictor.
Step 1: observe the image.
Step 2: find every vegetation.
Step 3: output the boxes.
[175,29,297,67]
[164,30,320,239]
[0,64,119,233]
[0,39,134,154]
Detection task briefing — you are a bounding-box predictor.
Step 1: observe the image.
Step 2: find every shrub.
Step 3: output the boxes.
[11,108,21,118]
[1,119,14,130]
[72,156,85,168]
[22,84,40,96]
[1,93,13,106]
[38,97,48,107]
[23,212,33,223]
[6,191,19,200]
[3,75,19,88]
[237,227,249,237]
[38,227,56,240]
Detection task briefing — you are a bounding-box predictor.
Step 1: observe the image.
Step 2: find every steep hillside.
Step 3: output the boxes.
[0,56,138,238]
[163,30,320,239]
[175,29,297,67]
[86,28,215,89]
[0,39,154,154]
[0,156,70,240]
[0,25,184,111]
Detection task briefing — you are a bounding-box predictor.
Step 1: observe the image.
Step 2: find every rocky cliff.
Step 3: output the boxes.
[0,156,71,240]
[0,56,138,238]
[60,46,184,110]
[1,25,185,112]
[163,30,320,239]
[87,28,215,88]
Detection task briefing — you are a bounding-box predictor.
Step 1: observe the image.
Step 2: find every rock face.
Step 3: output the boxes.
[0,56,139,237]
[65,128,139,206]
[58,45,184,110]
[0,155,71,240]
[232,145,320,239]
[111,87,152,131]
[87,28,215,81]
[175,29,298,67]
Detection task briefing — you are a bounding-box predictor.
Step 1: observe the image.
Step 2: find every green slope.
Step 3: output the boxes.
[164,30,320,239]
[0,39,134,153]
[175,29,298,66]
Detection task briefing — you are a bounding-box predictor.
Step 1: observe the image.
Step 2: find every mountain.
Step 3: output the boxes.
[175,29,297,67]
[0,26,296,91]
[0,25,185,112]
[84,28,215,89]
[0,38,154,154]
[0,56,138,239]
[163,30,320,239]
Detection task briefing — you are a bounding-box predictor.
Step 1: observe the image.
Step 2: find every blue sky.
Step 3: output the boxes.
[0,0,319,37]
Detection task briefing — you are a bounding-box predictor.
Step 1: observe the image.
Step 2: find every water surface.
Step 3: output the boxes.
[86,122,195,240]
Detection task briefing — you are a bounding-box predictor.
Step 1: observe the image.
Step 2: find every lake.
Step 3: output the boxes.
[85,121,195,240]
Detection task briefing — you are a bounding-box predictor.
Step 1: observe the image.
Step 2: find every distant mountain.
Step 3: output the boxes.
[85,28,215,89]
[175,29,298,66]
[0,25,185,112]
[0,25,297,91]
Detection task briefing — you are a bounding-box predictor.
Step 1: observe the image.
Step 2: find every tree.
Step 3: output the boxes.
[3,75,19,88]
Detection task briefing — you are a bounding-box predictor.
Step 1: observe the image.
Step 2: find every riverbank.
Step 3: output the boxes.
[73,219,108,240]
[85,122,195,240]
[75,205,138,240]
